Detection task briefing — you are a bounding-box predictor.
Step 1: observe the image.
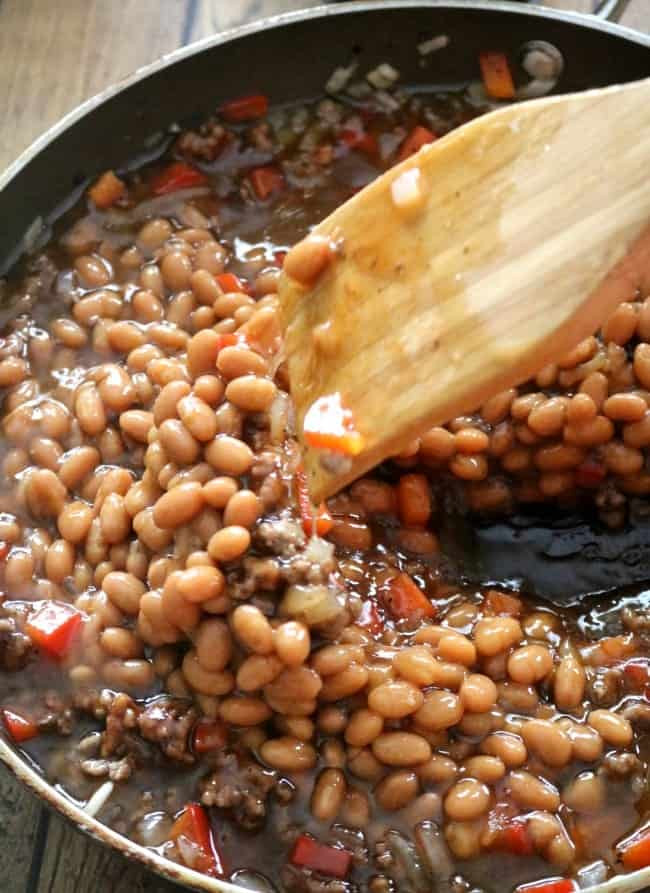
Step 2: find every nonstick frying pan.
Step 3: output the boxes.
[1,3,650,891]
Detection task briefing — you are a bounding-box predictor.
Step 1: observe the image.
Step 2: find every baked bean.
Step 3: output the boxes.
[414,690,463,731]
[481,732,527,767]
[565,723,603,762]
[367,680,423,719]
[194,618,232,672]
[527,397,566,436]
[438,632,476,667]
[225,375,276,413]
[274,621,310,666]
[100,627,143,659]
[138,218,173,252]
[444,778,490,821]
[133,507,173,551]
[161,250,192,291]
[311,644,358,677]
[237,654,283,692]
[419,426,455,460]
[217,345,267,380]
[202,476,238,509]
[265,666,322,702]
[103,571,146,615]
[507,644,553,684]
[102,658,154,691]
[158,419,199,465]
[373,770,417,811]
[319,664,369,701]
[182,649,234,696]
[260,737,317,771]
[276,716,314,742]
[460,674,497,713]
[45,539,75,583]
[311,768,346,820]
[603,392,647,422]
[58,501,93,544]
[562,771,605,813]
[508,770,560,811]
[205,435,254,475]
[153,482,204,528]
[522,719,572,767]
[220,696,271,727]
[187,330,221,379]
[208,525,250,563]
[193,375,225,406]
[602,301,637,344]
[393,645,438,686]
[284,235,332,285]
[372,732,431,767]
[587,709,633,746]
[449,453,488,481]
[474,617,522,656]
[396,473,431,525]
[634,342,650,389]
[223,490,261,529]
[26,469,67,518]
[232,605,273,654]
[623,411,650,448]
[554,655,586,710]
[461,755,505,784]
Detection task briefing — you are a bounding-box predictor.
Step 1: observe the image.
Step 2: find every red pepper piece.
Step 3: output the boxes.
[2,709,38,743]
[496,818,534,856]
[295,466,334,538]
[0,541,9,561]
[357,599,383,635]
[220,93,269,122]
[290,835,352,879]
[25,601,83,659]
[151,161,207,196]
[516,881,576,893]
[622,658,650,689]
[397,125,437,161]
[88,170,126,208]
[479,51,516,100]
[249,165,285,200]
[170,803,224,877]
[192,719,227,754]
[340,129,379,157]
[383,573,436,622]
[575,459,606,488]
[619,827,650,869]
[216,272,248,294]
[484,590,522,616]
[303,393,365,457]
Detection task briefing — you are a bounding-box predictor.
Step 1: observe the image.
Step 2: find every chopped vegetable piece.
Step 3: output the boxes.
[575,459,606,488]
[217,273,248,294]
[383,573,436,622]
[290,834,352,879]
[516,880,576,893]
[340,129,378,156]
[484,590,522,616]
[479,51,516,100]
[220,93,269,122]
[619,827,650,869]
[0,540,9,561]
[357,599,383,635]
[303,393,365,456]
[249,165,285,200]
[397,125,436,161]
[25,601,83,659]
[192,719,227,754]
[88,170,126,209]
[295,466,334,537]
[622,658,650,688]
[170,803,224,877]
[495,818,534,856]
[151,161,207,196]
[2,709,38,743]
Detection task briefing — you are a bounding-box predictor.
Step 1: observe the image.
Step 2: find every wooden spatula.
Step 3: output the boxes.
[278,77,650,503]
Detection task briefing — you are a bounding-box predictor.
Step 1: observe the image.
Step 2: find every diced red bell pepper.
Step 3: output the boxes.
[170,803,224,877]
[303,393,365,457]
[290,835,352,879]
[357,599,383,635]
[619,827,650,869]
[295,466,334,538]
[575,459,606,488]
[0,540,9,562]
[25,601,83,659]
[216,272,249,294]
[484,590,522,616]
[192,719,227,754]
[151,161,207,196]
[220,93,269,122]
[479,51,516,100]
[340,129,379,157]
[495,818,534,856]
[397,125,437,162]
[249,165,285,200]
[88,170,126,208]
[622,658,650,689]
[515,880,576,893]
[383,573,436,622]
[2,708,38,743]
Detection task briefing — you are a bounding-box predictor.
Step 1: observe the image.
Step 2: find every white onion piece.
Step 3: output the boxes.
[418,35,450,56]
[326,62,358,95]
[280,583,345,626]
[269,391,290,443]
[303,535,335,566]
[367,63,400,90]
[577,860,608,888]
[391,167,424,213]
[83,780,114,817]
[515,79,557,100]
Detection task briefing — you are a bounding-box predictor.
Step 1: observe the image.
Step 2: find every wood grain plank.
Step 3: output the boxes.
[0,0,191,170]
[189,0,320,39]
[0,768,45,893]
[37,809,183,893]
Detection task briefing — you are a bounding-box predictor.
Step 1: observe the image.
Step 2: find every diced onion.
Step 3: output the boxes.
[83,780,114,817]
[366,63,400,90]
[326,62,358,95]
[576,860,608,889]
[269,391,290,443]
[303,535,335,567]
[391,167,424,213]
[280,583,345,626]
[418,35,450,56]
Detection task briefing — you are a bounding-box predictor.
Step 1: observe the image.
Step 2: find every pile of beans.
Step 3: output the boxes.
[1,85,650,893]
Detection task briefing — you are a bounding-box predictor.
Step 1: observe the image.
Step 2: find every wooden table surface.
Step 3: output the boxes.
[0,0,648,891]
